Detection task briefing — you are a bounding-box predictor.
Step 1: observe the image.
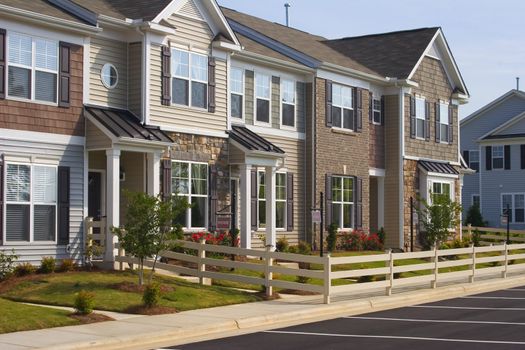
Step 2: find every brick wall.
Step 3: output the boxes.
[0,45,84,136]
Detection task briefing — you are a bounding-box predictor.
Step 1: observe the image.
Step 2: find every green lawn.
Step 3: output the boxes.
[1,271,263,313]
[0,298,80,334]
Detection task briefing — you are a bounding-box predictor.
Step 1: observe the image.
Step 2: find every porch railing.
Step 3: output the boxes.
[85,217,106,261]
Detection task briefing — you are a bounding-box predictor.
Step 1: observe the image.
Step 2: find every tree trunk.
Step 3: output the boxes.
[138,258,144,286]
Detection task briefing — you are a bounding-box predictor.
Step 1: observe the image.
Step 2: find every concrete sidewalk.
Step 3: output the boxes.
[2,275,525,350]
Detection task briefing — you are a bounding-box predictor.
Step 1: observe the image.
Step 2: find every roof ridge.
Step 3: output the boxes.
[327,27,440,42]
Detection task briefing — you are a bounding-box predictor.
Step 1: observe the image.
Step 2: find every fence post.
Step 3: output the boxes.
[467,224,472,237]
[386,249,393,296]
[323,254,331,304]
[118,244,124,271]
[469,244,476,283]
[502,242,508,279]
[265,246,273,298]
[431,245,438,289]
[198,238,211,286]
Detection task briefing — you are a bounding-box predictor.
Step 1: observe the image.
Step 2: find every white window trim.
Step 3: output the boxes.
[372,96,382,126]
[415,96,426,141]
[331,83,354,131]
[257,170,287,231]
[229,66,245,122]
[439,102,449,143]
[171,48,208,111]
[492,145,505,170]
[501,193,525,224]
[421,175,455,206]
[172,160,209,230]
[3,162,58,245]
[279,78,297,131]
[468,150,480,172]
[332,175,355,231]
[100,63,119,89]
[5,31,59,106]
[253,72,272,126]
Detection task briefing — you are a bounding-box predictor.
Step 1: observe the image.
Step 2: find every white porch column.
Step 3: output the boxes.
[265,166,276,249]
[240,164,252,249]
[377,176,385,229]
[147,151,161,196]
[105,148,121,263]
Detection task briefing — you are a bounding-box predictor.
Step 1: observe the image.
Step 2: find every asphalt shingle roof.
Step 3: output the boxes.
[0,0,89,24]
[70,0,172,21]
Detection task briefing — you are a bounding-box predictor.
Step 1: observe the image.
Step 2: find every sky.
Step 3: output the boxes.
[218,0,525,119]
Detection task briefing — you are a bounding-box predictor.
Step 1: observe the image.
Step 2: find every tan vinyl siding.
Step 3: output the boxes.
[120,152,145,224]
[271,76,280,128]
[296,82,306,133]
[304,82,314,242]
[86,120,112,150]
[229,145,245,164]
[166,13,214,49]
[244,70,254,125]
[128,42,142,117]
[178,0,205,20]
[89,36,128,109]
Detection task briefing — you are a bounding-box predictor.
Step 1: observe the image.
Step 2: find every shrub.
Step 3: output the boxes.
[74,290,95,315]
[364,234,383,251]
[287,245,298,254]
[143,283,161,308]
[377,228,386,245]
[39,257,56,274]
[14,262,36,277]
[59,258,76,272]
[326,223,338,252]
[471,229,482,247]
[295,241,312,284]
[0,249,19,281]
[276,236,289,252]
[465,204,487,227]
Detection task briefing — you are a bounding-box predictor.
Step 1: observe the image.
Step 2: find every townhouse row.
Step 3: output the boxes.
[0,0,469,263]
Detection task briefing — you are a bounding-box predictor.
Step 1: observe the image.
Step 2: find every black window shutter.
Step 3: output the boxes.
[521,145,525,169]
[504,145,511,170]
[0,156,3,245]
[208,57,216,113]
[251,169,257,230]
[368,92,373,123]
[325,174,332,229]
[435,102,440,143]
[409,95,416,138]
[161,159,172,201]
[0,29,5,99]
[161,46,171,106]
[57,166,70,245]
[355,88,362,132]
[463,150,470,166]
[209,165,218,231]
[380,96,385,125]
[325,80,333,127]
[355,177,363,229]
[424,101,430,141]
[486,146,492,171]
[58,42,71,108]
[286,173,294,231]
[448,105,454,145]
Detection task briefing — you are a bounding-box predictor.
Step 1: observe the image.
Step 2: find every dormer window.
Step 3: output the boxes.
[172,48,208,109]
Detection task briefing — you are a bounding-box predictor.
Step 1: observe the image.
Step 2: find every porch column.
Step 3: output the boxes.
[147,151,161,196]
[240,164,252,248]
[265,166,276,249]
[105,148,121,263]
[377,176,385,229]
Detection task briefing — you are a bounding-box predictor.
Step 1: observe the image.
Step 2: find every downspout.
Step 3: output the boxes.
[397,82,406,250]
[135,26,147,124]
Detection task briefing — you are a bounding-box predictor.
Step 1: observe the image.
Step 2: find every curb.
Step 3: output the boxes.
[30,275,525,350]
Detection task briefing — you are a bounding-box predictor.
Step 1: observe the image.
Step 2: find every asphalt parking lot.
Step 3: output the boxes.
[168,286,525,350]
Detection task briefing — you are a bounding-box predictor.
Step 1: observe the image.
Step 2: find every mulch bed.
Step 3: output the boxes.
[124,305,177,315]
[70,313,114,323]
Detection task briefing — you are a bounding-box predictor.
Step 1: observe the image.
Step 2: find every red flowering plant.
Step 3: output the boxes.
[340,230,384,251]
[188,231,240,258]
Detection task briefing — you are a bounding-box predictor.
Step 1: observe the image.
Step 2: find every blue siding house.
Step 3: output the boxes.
[461,90,525,229]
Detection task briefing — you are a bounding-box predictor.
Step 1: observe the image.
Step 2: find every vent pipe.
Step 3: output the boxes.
[284,3,291,27]
[517,77,520,91]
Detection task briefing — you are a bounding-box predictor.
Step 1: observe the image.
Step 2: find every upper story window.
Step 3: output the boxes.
[332,176,354,229]
[492,145,504,170]
[257,171,287,230]
[172,161,208,229]
[415,97,426,139]
[332,84,353,130]
[439,103,449,143]
[7,32,58,103]
[281,79,296,128]
[5,163,57,242]
[372,98,381,124]
[172,49,208,109]
[255,73,271,124]
[468,150,479,172]
[472,194,480,208]
[230,67,244,119]
[101,63,118,89]
[502,193,525,223]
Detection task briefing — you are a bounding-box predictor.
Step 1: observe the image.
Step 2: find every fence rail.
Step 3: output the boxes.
[115,239,525,304]
[463,225,525,245]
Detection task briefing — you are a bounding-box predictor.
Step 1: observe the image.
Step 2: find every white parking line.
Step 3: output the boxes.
[263,330,525,345]
[344,316,525,326]
[462,296,525,300]
[409,305,525,311]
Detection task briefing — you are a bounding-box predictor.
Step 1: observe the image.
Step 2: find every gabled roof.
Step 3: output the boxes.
[228,125,285,155]
[479,110,525,141]
[0,0,95,25]
[70,0,172,21]
[461,89,525,127]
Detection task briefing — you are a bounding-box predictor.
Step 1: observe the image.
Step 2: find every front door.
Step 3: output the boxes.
[88,172,102,221]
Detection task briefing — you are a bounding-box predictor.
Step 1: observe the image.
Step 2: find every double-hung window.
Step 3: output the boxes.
[492,145,504,170]
[172,49,208,109]
[255,73,271,123]
[372,98,381,124]
[230,67,244,119]
[439,103,449,142]
[468,150,480,172]
[257,172,287,229]
[332,84,353,130]
[332,176,354,229]
[5,164,57,242]
[172,161,208,229]
[415,97,426,139]
[502,194,525,224]
[431,181,451,203]
[7,32,58,103]
[281,79,295,128]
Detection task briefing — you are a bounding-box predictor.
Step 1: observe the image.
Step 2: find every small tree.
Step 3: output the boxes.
[465,204,487,227]
[417,192,462,250]
[326,223,338,252]
[112,191,187,285]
